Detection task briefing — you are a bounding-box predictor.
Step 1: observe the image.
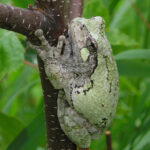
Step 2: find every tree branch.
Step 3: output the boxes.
[33,1,76,150]
[0,4,52,44]
[68,0,84,21]
[0,1,76,149]
[38,58,76,150]
[0,0,84,149]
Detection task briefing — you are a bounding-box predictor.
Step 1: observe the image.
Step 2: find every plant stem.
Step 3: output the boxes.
[106,131,112,150]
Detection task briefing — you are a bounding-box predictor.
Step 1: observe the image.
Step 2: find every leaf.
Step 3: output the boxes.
[12,0,34,8]
[115,49,150,60]
[106,29,138,47]
[0,66,39,114]
[108,0,121,14]
[118,81,150,150]
[109,0,131,28]
[0,112,24,149]
[101,0,112,8]
[117,60,150,77]
[7,111,46,150]
[83,0,109,26]
[0,0,11,4]
[0,29,24,79]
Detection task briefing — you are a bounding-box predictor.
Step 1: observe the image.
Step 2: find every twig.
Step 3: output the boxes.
[0,74,8,82]
[130,0,150,30]
[105,131,112,150]
[23,60,39,71]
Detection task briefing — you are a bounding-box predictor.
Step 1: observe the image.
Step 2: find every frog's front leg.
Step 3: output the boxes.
[33,29,54,61]
[34,29,66,59]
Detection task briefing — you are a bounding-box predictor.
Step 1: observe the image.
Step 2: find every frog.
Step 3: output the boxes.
[30,16,119,148]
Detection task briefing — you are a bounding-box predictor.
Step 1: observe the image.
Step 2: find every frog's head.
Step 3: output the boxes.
[69,17,105,62]
[71,16,105,42]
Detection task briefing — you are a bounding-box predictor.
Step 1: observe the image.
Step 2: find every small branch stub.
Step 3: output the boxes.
[106,131,112,150]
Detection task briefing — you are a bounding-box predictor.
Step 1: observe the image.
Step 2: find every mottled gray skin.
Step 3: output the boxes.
[30,17,119,148]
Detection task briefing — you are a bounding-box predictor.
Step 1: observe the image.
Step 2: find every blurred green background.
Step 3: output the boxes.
[0,0,150,150]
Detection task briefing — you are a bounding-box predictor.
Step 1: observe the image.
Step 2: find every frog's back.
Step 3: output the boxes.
[72,16,119,128]
[72,50,118,129]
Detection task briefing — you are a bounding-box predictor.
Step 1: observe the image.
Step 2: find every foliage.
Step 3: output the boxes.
[0,0,150,149]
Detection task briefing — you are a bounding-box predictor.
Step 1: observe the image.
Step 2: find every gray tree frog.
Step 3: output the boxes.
[30,16,119,148]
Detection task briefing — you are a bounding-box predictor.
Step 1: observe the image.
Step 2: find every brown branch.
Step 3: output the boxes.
[0,4,53,44]
[37,57,76,150]
[105,131,112,150]
[68,0,84,22]
[33,1,76,150]
[130,0,150,30]
[0,0,84,149]
[34,0,68,43]
[0,1,75,149]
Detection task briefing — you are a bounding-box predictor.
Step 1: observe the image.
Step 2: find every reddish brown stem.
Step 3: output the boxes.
[106,131,112,150]
[23,60,38,71]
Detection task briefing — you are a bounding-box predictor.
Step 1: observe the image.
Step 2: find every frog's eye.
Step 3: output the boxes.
[86,37,98,53]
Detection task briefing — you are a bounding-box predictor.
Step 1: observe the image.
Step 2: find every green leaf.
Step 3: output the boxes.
[83,0,109,26]
[0,0,11,4]
[109,0,131,28]
[101,0,112,8]
[12,0,34,8]
[115,49,150,60]
[108,0,121,14]
[0,112,24,149]
[0,29,24,79]
[118,81,150,150]
[7,111,46,150]
[117,60,150,77]
[106,29,138,47]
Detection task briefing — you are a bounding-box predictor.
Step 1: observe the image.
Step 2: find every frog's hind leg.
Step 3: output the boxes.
[57,90,91,148]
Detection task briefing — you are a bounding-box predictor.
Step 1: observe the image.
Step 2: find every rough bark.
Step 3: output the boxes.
[0,0,84,149]
[0,4,53,45]
[38,58,76,150]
